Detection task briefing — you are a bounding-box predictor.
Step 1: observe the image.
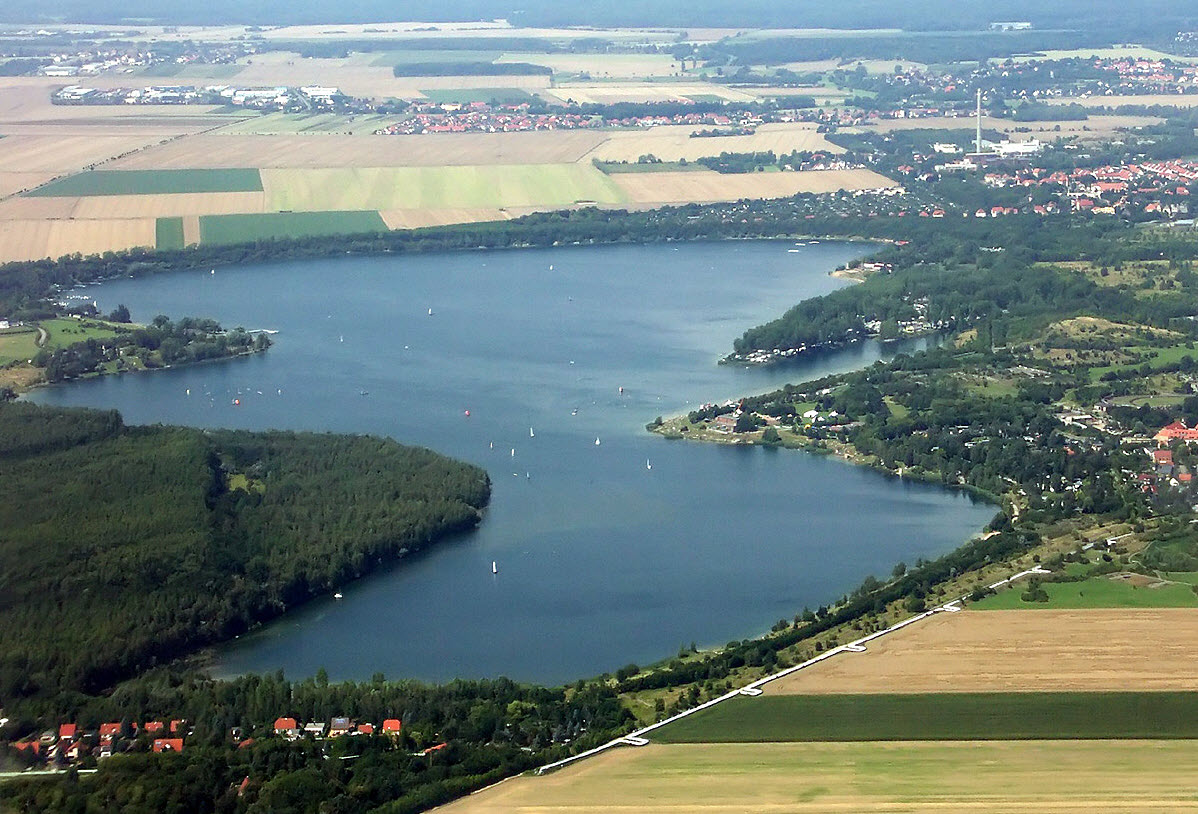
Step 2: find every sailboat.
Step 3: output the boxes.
[594,437,601,446]
[646,459,652,470]
[529,427,535,438]
[492,561,498,575]
[428,308,433,316]
[511,448,515,457]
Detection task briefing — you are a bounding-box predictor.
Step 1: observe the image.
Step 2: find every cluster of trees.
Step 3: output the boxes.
[0,403,490,709]
[35,316,269,383]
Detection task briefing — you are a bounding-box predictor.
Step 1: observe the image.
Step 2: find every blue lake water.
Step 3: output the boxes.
[30,240,995,685]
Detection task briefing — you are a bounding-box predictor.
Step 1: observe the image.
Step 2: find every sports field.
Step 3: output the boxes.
[439,741,1198,814]
[766,609,1198,694]
[26,168,264,198]
[653,691,1198,742]
[197,211,388,245]
[260,165,629,211]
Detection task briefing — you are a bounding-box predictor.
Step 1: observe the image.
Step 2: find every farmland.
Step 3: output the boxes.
[27,168,264,197]
[652,691,1198,742]
[155,217,185,250]
[585,122,844,163]
[0,217,155,262]
[197,210,388,245]
[260,165,628,211]
[107,132,610,169]
[766,609,1198,694]
[439,741,1198,814]
[972,575,1198,610]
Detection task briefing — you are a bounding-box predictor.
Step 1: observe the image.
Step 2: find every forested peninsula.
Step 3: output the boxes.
[0,402,491,711]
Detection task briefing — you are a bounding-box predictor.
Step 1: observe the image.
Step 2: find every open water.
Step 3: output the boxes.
[30,240,995,685]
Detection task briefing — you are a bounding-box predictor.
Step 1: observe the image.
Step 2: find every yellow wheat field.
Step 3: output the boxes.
[0,218,156,262]
[586,122,845,163]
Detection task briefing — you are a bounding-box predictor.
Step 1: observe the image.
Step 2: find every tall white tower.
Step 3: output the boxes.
[975,88,983,154]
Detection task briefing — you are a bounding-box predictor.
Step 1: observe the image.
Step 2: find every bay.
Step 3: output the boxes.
[29,240,995,685]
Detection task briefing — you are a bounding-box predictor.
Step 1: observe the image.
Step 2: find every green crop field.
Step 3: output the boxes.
[156,217,185,251]
[40,318,130,352]
[198,211,389,246]
[653,692,1198,743]
[372,50,502,67]
[418,88,536,104]
[261,165,627,212]
[0,327,40,365]
[27,169,264,198]
[973,574,1198,609]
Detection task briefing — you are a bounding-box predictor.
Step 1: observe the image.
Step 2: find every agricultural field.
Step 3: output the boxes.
[653,691,1198,742]
[156,216,185,250]
[197,210,388,245]
[0,325,41,365]
[544,83,759,105]
[213,112,403,136]
[1014,47,1198,63]
[108,131,610,169]
[586,122,844,163]
[68,191,268,219]
[26,168,263,197]
[379,208,510,229]
[260,165,629,211]
[973,575,1198,610]
[613,168,895,204]
[0,217,155,262]
[496,52,685,78]
[417,88,537,104]
[440,741,1198,814]
[767,609,1198,694]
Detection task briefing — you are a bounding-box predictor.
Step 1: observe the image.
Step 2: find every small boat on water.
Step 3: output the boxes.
[595,437,601,446]
[646,459,652,470]
[492,561,498,575]
[529,427,535,438]
[511,448,516,457]
[428,308,434,316]
[333,592,343,600]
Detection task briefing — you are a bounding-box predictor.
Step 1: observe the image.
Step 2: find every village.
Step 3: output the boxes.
[5,715,441,768]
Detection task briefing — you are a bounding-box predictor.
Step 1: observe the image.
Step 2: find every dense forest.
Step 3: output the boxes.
[0,403,490,710]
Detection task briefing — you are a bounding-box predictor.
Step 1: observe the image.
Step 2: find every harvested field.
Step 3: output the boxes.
[27,168,263,198]
[439,741,1198,814]
[0,218,156,262]
[181,216,201,246]
[0,134,168,175]
[1049,94,1198,109]
[69,192,268,219]
[108,131,610,169]
[544,83,758,105]
[769,609,1198,695]
[0,172,56,198]
[586,122,844,163]
[379,208,510,229]
[260,165,628,211]
[613,168,895,204]
[0,196,78,220]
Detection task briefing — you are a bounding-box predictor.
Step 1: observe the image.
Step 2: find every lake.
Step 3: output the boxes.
[30,240,995,686]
